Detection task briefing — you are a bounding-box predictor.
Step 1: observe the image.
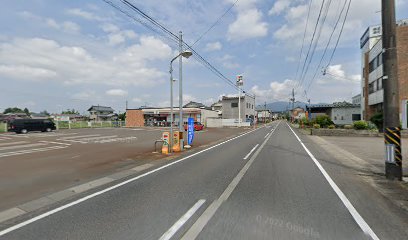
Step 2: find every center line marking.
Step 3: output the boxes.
[159,199,206,240]
[181,121,281,240]
[243,144,259,160]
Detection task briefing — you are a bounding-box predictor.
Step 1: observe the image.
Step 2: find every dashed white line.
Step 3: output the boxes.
[287,123,379,240]
[243,144,259,160]
[264,133,269,138]
[159,199,206,240]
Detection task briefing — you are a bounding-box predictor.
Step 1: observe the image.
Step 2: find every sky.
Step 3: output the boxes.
[0,0,407,114]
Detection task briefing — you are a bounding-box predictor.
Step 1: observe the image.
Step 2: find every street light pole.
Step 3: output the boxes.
[178,31,184,149]
[169,62,175,153]
[169,50,193,153]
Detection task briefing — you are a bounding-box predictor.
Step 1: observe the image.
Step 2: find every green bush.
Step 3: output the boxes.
[313,115,333,128]
[353,120,369,130]
[313,124,320,129]
[370,112,383,131]
[344,124,353,129]
[328,124,335,129]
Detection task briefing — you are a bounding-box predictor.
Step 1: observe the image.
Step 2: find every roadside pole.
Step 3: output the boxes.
[179,31,184,151]
[382,0,402,180]
[237,75,243,127]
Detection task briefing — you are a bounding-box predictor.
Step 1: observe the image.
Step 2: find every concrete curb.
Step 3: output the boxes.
[0,126,264,226]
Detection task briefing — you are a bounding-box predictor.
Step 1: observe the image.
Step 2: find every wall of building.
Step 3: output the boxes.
[126,109,144,127]
[397,25,408,107]
[331,107,361,125]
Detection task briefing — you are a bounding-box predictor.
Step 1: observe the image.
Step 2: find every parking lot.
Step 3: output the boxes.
[0,126,248,211]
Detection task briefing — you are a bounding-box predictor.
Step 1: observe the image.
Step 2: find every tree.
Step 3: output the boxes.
[40,110,50,116]
[61,109,79,115]
[3,107,24,114]
[370,112,383,132]
[118,112,126,121]
[23,108,30,115]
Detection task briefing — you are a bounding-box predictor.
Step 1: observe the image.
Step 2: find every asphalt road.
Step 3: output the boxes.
[0,127,246,211]
[1,121,407,239]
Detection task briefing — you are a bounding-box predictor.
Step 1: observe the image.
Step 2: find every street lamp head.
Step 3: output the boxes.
[181,50,192,58]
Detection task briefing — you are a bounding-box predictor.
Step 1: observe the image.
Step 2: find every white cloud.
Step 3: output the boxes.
[227,0,268,41]
[19,12,80,33]
[205,41,222,51]
[101,23,137,46]
[251,79,297,102]
[106,89,128,97]
[66,8,104,21]
[269,0,291,15]
[0,36,172,87]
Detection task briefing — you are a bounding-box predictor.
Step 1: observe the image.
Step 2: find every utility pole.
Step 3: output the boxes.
[125,100,128,110]
[178,31,184,150]
[290,88,295,122]
[382,0,402,180]
[236,75,243,127]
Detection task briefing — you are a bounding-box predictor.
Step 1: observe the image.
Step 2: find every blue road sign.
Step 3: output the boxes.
[187,118,194,145]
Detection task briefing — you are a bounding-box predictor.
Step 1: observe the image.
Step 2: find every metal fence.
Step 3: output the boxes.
[55,121,126,129]
[0,122,6,133]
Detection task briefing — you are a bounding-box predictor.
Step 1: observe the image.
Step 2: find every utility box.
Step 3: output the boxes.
[161,132,169,154]
[172,131,181,152]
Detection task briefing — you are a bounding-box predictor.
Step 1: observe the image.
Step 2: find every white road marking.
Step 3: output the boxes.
[0,143,47,151]
[243,144,259,160]
[131,129,144,131]
[0,125,265,237]
[95,136,137,143]
[0,146,67,158]
[39,141,71,146]
[0,137,11,140]
[57,134,100,140]
[264,133,269,138]
[0,141,29,147]
[181,121,281,240]
[159,199,206,240]
[63,135,118,143]
[287,123,380,240]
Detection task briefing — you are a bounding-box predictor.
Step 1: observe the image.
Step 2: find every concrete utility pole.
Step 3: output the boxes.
[236,75,243,127]
[290,88,295,122]
[178,31,184,150]
[382,0,402,180]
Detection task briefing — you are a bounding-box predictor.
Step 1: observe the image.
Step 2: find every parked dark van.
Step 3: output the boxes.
[8,119,56,134]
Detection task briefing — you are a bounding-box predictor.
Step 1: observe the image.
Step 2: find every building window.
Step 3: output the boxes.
[352,114,361,121]
[341,116,344,120]
[368,82,375,94]
[369,53,383,73]
[231,102,238,108]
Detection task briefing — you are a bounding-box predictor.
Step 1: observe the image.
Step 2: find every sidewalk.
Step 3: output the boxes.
[319,135,408,176]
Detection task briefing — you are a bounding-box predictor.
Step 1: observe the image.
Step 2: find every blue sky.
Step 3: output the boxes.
[0,0,407,114]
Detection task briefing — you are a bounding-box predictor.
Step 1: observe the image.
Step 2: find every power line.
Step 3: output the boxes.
[305,0,348,92]
[297,0,332,91]
[325,0,352,67]
[293,0,313,89]
[105,0,255,98]
[190,0,239,47]
[295,0,326,91]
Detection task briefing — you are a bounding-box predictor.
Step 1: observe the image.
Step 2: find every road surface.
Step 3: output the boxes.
[1,121,407,239]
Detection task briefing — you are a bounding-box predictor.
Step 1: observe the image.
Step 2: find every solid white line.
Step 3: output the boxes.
[0,146,66,158]
[264,133,269,138]
[181,121,281,240]
[159,199,206,240]
[0,141,28,147]
[57,134,100,140]
[286,123,379,240]
[243,144,259,160]
[0,126,264,237]
[0,143,47,151]
[39,141,72,146]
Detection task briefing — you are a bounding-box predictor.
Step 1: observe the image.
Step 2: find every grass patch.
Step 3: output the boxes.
[0,122,6,133]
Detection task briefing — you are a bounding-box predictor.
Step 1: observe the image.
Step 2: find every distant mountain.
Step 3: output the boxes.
[256,101,321,112]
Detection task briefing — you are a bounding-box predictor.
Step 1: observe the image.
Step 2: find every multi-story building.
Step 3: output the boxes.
[221,95,256,123]
[360,19,408,121]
